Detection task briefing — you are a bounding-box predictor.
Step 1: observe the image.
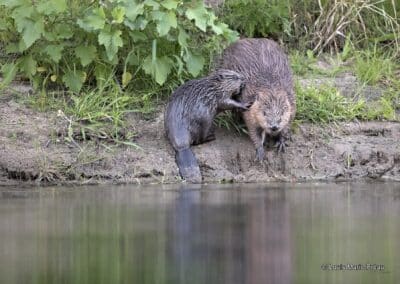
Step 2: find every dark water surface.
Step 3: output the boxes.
[0,182,399,284]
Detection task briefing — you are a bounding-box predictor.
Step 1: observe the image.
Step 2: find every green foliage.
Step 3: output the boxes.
[289,50,318,76]
[219,0,290,38]
[353,47,396,85]
[219,0,400,54]
[60,80,139,144]
[295,83,398,123]
[214,111,247,134]
[0,0,238,92]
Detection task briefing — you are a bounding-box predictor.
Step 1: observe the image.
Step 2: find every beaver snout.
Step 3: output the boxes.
[270,125,279,132]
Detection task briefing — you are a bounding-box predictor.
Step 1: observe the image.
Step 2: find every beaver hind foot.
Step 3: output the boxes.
[176,148,202,183]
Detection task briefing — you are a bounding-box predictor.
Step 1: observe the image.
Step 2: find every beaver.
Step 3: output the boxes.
[165,69,249,183]
[217,38,296,161]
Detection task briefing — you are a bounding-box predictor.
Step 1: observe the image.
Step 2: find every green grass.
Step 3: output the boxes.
[295,84,365,123]
[214,111,247,134]
[353,47,397,85]
[214,82,397,135]
[295,83,397,123]
[289,50,347,77]
[221,0,400,54]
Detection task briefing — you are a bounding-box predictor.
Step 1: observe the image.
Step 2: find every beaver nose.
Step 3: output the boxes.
[271,125,278,131]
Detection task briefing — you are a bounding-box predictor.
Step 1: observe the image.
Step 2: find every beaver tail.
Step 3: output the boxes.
[175,148,202,183]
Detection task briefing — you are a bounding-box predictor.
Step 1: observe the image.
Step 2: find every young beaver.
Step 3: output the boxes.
[218,38,296,161]
[165,69,249,183]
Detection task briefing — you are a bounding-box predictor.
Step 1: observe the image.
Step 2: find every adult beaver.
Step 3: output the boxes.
[165,69,249,183]
[218,38,296,161]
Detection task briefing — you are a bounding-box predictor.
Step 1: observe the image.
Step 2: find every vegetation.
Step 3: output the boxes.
[295,84,397,123]
[219,0,400,53]
[0,0,236,91]
[0,0,399,143]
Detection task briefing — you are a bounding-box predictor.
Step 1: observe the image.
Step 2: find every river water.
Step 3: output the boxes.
[0,182,399,284]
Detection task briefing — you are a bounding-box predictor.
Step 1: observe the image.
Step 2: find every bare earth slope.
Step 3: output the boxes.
[1,98,399,186]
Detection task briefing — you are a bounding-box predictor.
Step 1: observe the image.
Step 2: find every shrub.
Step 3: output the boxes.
[218,0,290,39]
[0,0,238,92]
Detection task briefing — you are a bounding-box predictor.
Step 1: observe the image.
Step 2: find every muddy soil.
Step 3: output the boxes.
[1,90,399,186]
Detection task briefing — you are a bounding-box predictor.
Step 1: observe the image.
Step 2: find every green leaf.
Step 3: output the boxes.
[44,45,64,63]
[122,72,132,88]
[0,18,8,31]
[129,31,147,42]
[185,2,209,32]
[12,6,44,48]
[75,45,97,67]
[153,10,177,36]
[143,55,173,85]
[211,22,227,35]
[0,63,18,88]
[54,23,74,39]
[18,54,37,76]
[11,5,34,25]
[125,2,144,21]
[124,16,148,30]
[98,26,123,61]
[126,53,139,66]
[112,6,125,24]
[161,0,178,10]
[178,27,189,47]
[144,0,160,9]
[62,70,85,93]
[37,0,67,14]
[5,43,19,53]
[0,0,29,8]
[77,7,106,31]
[21,20,44,48]
[185,51,204,77]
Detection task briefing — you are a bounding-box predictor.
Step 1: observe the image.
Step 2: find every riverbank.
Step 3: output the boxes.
[1,83,399,186]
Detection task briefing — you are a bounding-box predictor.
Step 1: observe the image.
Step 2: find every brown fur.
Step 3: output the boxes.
[164,69,248,182]
[218,38,296,160]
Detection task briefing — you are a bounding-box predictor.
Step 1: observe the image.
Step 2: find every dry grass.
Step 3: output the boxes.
[310,0,399,54]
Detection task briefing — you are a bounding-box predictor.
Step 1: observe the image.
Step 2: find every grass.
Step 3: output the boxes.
[2,0,398,142]
[295,83,398,123]
[295,84,365,123]
[214,111,247,134]
[289,50,347,77]
[353,47,397,85]
[220,0,400,54]
[214,81,398,134]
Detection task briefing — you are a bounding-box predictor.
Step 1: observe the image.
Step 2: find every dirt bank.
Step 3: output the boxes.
[1,92,399,186]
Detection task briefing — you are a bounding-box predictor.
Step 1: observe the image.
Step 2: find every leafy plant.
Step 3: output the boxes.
[219,0,291,39]
[0,0,238,92]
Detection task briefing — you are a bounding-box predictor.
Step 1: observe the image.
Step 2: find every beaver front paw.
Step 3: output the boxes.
[238,101,254,111]
[275,137,288,153]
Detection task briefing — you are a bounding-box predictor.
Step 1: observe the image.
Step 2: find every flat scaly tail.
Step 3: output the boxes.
[175,148,202,183]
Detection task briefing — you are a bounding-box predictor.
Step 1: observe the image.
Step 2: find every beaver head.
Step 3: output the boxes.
[210,69,245,97]
[253,89,292,135]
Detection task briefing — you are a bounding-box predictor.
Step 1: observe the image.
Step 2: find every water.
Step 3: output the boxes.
[0,182,399,284]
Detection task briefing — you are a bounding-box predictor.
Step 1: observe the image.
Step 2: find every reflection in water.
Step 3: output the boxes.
[0,183,399,284]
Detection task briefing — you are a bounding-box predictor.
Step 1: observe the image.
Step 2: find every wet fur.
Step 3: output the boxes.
[218,38,296,160]
[165,69,247,182]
